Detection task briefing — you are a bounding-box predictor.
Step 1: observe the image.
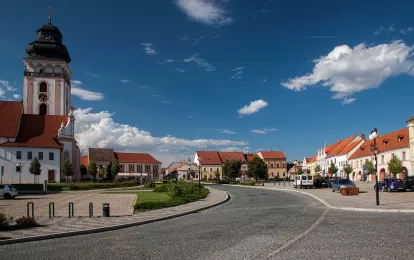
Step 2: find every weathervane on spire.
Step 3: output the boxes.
[48,7,53,24]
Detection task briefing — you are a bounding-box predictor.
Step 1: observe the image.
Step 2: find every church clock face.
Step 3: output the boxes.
[38,93,48,102]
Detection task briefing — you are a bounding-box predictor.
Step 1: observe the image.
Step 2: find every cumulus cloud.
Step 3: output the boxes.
[13,94,21,100]
[184,53,215,71]
[401,27,414,35]
[230,67,245,79]
[281,41,414,102]
[0,88,4,98]
[220,129,236,134]
[174,0,233,26]
[141,43,158,56]
[171,68,186,73]
[374,26,383,36]
[71,80,104,101]
[73,108,248,161]
[341,97,356,105]
[251,128,277,134]
[120,79,131,83]
[0,79,17,92]
[238,99,268,115]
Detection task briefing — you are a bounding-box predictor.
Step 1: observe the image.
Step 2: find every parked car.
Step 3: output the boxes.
[374,178,405,192]
[331,179,357,192]
[293,174,313,189]
[313,177,329,188]
[0,184,18,199]
[403,176,414,191]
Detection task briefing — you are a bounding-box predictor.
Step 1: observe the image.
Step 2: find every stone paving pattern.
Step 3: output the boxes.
[0,187,226,240]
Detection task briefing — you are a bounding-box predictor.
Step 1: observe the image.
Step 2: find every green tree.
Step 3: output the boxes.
[343,164,353,180]
[364,160,375,176]
[246,157,268,182]
[328,161,338,177]
[315,165,321,174]
[29,157,41,184]
[297,168,304,175]
[80,164,88,178]
[107,162,113,181]
[388,154,403,178]
[222,160,242,180]
[88,161,98,180]
[63,159,73,184]
[111,160,121,181]
[214,169,220,180]
[306,169,311,174]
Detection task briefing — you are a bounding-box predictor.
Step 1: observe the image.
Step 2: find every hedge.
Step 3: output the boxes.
[12,184,43,191]
[240,182,255,186]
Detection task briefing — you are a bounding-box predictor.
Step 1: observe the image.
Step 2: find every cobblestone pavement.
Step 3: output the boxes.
[0,187,227,240]
[263,181,414,210]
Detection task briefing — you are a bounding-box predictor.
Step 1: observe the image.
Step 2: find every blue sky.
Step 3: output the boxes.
[1,0,414,164]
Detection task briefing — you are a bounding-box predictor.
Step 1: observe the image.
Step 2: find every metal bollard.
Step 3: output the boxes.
[102,203,110,217]
[284,179,286,186]
[49,202,55,218]
[68,202,74,218]
[89,203,93,218]
[27,202,34,218]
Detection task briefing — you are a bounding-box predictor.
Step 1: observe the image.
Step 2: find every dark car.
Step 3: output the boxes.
[314,178,329,188]
[403,176,414,191]
[331,179,357,192]
[374,178,405,192]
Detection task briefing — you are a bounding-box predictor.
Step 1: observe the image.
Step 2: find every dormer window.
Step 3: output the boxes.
[383,139,390,146]
[397,135,405,142]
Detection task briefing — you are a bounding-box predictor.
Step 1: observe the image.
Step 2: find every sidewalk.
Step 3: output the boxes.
[233,182,414,212]
[0,188,229,244]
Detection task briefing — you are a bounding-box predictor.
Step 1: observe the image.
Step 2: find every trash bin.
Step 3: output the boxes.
[102,203,110,217]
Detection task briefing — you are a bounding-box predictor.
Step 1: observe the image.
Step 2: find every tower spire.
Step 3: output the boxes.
[48,7,53,24]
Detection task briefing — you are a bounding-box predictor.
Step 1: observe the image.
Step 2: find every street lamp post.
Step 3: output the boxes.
[369,128,380,206]
[198,165,201,194]
[16,163,23,184]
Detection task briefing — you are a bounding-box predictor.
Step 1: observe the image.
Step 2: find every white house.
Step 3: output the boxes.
[348,127,411,181]
[408,116,414,175]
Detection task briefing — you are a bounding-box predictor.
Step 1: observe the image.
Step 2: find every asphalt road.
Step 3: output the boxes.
[1,185,414,260]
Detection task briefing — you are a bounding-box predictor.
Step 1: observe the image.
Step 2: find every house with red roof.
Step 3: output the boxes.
[408,116,414,176]
[194,151,223,179]
[0,17,80,184]
[257,151,287,179]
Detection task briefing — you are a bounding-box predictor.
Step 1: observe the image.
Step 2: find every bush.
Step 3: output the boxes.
[144,179,155,189]
[12,184,43,191]
[153,184,168,192]
[0,213,13,231]
[64,181,139,191]
[14,216,39,228]
[229,181,237,184]
[241,182,255,186]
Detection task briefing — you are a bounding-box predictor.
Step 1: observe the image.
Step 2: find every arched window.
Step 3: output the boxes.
[39,82,47,92]
[39,103,47,115]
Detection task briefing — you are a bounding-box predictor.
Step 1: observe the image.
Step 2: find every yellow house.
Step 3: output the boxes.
[194,151,223,180]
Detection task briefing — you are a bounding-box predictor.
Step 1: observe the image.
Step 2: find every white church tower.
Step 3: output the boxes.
[22,9,72,116]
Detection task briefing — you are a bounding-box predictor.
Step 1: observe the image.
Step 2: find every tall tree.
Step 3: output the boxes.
[214,169,220,180]
[29,157,41,184]
[388,154,404,178]
[343,164,353,180]
[80,165,87,178]
[111,160,121,181]
[63,159,73,184]
[222,160,242,180]
[315,165,321,174]
[328,161,338,177]
[88,161,98,181]
[107,162,113,181]
[364,160,375,176]
[297,168,304,175]
[246,157,268,182]
[306,169,311,174]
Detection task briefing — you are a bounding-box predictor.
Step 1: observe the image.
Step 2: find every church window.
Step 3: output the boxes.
[39,82,47,92]
[39,104,47,115]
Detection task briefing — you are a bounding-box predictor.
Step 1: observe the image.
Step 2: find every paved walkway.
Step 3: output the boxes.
[242,182,414,211]
[0,188,228,242]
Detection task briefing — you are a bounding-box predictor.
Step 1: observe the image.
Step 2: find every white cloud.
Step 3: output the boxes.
[70,80,104,101]
[238,99,268,115]
[220,129,236,134]
[0,79,17,92]
[85,72,100,77]
[73,108,248,161]
[141,43,158,56]
[13,94,21,100]
[184,53,215,71]
[230,67,246,79]
[171,68,186,73]
[374,26,383,36]
[0,88,4,98]
[193,35,206,45]
[401,27,414,35]
[251,128,277,134]
[152,94,160,97]
[341,97,356,105]
[174,0,233,26]
[120,79,131,83]
[281,41,414,103]
[387,24,395,32]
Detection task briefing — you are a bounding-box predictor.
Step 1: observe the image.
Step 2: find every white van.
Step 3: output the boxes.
[293,175,313,189]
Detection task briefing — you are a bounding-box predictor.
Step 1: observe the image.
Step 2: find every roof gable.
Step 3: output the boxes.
[259,151,286,159]
[196,151,222,165]
[115,152,162,164]
[89,148,115,162]
[337,140,362,156]
[326,135,358,157]
[218,151,247,163]
[0,101,23,138]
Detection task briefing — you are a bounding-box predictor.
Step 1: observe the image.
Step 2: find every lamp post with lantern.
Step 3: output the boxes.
[369,128,380,206]
[16,163,23,184]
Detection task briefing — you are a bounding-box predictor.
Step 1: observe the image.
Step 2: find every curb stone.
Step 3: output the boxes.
[0,189,230,246]
[223,184,414,213]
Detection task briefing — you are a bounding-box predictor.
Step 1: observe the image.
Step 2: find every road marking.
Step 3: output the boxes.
[265,207,329,258]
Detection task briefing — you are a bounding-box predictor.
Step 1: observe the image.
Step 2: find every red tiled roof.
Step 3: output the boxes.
[0,101,23,137]
[161,168,166,173]
[259,151,286,159]
[307,154,317,163]
[337,140,362,156]
[114,152,161,164]
[326,135,357,157]
[244,153,258,162]
[80,155,89,166]
[89,148,115,162]
[218,151,247,163]
[0,115,68,148]
[196,151,222,165]
[348,128,409,160]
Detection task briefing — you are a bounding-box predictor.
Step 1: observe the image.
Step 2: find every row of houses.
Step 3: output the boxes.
[303,116,414,181]
[164,151,288,180]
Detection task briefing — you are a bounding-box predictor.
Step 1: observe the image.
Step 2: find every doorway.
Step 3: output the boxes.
[48,170,55,183]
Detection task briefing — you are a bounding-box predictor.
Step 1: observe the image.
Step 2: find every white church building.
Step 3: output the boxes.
[0,12,80,184]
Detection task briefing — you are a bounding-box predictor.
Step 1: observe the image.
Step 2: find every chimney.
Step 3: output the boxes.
[360,134,366,140]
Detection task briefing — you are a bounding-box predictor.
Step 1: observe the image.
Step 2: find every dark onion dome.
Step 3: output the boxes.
[25,22,71,63]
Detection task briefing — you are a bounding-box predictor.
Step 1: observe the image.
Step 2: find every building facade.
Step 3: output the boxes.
[257,151,287,179]
[408,116,414,176]
[194,151,223,180]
